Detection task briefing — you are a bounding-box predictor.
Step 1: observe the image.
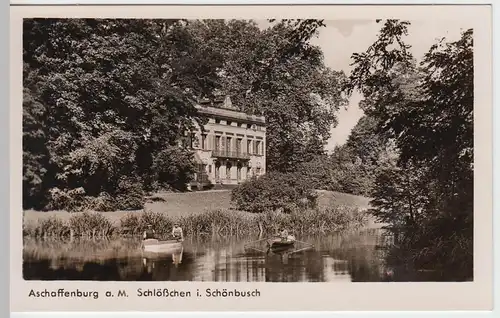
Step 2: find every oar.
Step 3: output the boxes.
[244,246,267,253]
[293,240,314,247]
[244,238,269,247]
[289,246,314,254]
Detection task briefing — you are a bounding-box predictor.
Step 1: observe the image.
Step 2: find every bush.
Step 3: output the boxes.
[231,172,318,214]
[114,177,145,210]
[151,148,196,191]
[23,216,70,238]
[23,205,368,240]
[45,187,89,211]
[69,211,115,238]
[89,192,117,211]
[137,209,172,236]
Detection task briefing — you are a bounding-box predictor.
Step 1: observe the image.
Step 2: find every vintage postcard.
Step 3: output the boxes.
[10,3,493,312]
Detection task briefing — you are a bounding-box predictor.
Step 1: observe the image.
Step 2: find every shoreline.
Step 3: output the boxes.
[22,190,380,239]
[23,207,371,239]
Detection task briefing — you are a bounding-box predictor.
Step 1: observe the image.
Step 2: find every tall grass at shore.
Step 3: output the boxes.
[23,206,368,240]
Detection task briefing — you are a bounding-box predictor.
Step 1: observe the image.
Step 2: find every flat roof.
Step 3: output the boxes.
[196,105,266,125]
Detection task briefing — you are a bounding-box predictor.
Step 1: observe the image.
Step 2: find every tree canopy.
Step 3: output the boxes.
[23,18,346,210]
[347,20,474,279]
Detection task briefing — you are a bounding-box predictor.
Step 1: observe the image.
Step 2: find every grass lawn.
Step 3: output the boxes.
[23,189,376,226]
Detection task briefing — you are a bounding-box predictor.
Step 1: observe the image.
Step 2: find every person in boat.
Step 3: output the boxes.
[279,228,289,241]
[143,224,156,240]
[171,222,184,241]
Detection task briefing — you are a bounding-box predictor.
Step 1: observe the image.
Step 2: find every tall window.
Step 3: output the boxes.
[226,137,232,153]
[201,134,207,150]
[215,136,221,151]
[236,139,242,154]
[247,140,252,154]
[253,140,258,155]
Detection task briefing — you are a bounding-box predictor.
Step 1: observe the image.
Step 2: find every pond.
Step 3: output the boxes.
[23,228,404,282]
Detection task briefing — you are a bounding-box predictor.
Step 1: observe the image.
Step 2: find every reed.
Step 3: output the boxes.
[23,206,368,239]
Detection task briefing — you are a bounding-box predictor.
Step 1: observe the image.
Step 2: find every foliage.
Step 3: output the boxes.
[23,18,344,210]
[68,211,116,238]
[230,172,318,214]
[23,18,216,210]
[185,20,348,172]
[151,147,196,191]
[23,207,367,239]
[347,20,473,278]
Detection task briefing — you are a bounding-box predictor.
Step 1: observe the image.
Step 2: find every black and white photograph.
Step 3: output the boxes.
[20,15,476,284]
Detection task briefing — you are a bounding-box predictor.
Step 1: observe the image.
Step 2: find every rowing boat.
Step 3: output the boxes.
[267,235,296,249]
[141,238,183,254]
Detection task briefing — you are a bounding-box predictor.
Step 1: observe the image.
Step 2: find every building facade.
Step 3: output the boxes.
[188,96,266,190]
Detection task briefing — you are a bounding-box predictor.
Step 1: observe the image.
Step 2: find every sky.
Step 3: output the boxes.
[311,20,473,152]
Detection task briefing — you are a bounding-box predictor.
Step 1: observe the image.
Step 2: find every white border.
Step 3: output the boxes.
[7,0,498,317]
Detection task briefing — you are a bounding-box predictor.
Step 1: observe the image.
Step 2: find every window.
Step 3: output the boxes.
[215,136,221,150]
[226,137,232,153]
[201,134,207,150]
[227,121,232,126]
[215,119,221,124]
[253,140,258,155]
[247,140,252,154]
[208,165,212,174]
[256,140,262,155]
[236,139,242,154]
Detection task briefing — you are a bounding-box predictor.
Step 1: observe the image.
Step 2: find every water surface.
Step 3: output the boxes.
[24,229,399,282]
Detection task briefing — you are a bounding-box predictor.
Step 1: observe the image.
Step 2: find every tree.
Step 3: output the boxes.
[22,18,219,210]
[184,19,348,172]
[347,20,474,279]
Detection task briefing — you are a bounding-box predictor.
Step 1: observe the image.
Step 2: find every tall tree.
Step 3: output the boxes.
[185,19,348,172]
[22,18,220,210]
[348,20,474,279]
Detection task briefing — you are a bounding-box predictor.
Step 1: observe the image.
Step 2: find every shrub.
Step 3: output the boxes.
[231,172,318,213]
[23,205,368,240]
[45,187,89,212]
[119,213,141,235]
[89,192,117,212]
[151,148,196,191]
[69,211,115,238]
[114,177,145,210]
[23,216,70,238]
[138,210,171,236]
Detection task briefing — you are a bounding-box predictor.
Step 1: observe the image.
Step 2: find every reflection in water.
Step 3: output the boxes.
[24,230,401,282]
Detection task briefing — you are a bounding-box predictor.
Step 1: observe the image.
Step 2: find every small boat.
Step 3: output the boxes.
[266,235,296,249]
[141,238,183,254]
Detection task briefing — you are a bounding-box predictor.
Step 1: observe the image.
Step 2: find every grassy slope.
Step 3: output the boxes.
[23,190,378,227]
